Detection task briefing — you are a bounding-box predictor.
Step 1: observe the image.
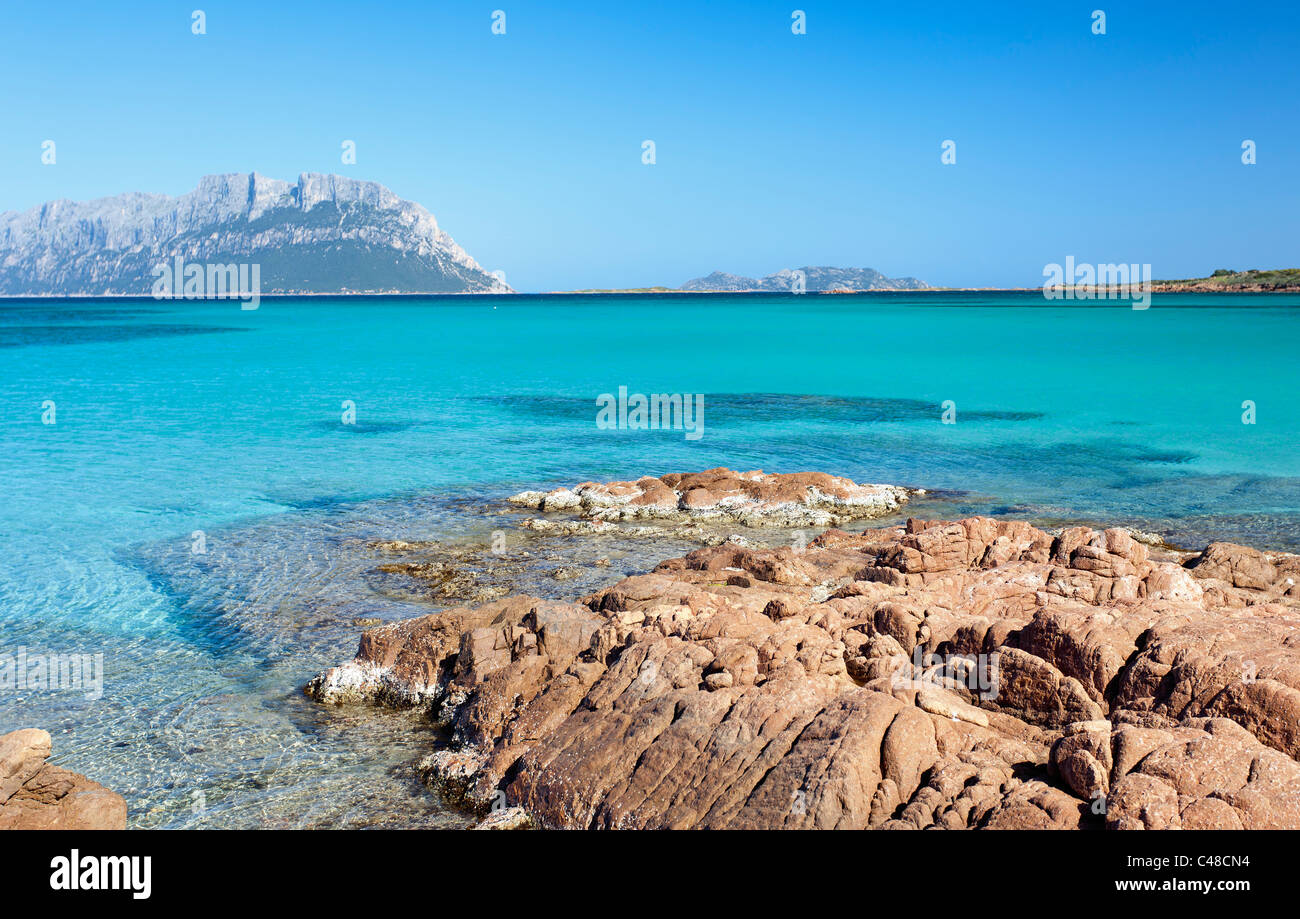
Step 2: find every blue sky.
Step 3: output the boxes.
[2,0,1297,290]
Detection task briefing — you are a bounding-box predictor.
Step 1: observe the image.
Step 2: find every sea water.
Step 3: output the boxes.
[1,292,1296,826]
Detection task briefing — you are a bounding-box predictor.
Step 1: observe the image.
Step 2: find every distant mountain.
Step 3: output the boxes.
[681,266,928,292]
[0,173,511,295]
[680,271,759,292]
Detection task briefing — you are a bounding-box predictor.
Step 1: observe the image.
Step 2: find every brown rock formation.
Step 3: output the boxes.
[0,729,126,830]
[309,510,1300,830]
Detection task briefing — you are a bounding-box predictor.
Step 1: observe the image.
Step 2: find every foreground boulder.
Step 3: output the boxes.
[310,511,1300,830]
[1079,714,1300,829]
[0,729,126,830]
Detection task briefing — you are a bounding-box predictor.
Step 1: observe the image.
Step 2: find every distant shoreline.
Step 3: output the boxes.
[1,287,1298,301]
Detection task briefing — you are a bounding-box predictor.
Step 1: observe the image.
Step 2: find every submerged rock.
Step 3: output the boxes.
[309,506,1300,830]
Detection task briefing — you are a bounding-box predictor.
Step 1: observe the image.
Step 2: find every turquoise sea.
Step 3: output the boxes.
[1,292,1298,827]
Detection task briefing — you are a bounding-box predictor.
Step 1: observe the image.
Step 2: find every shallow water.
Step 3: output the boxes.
[1,292,1296,826]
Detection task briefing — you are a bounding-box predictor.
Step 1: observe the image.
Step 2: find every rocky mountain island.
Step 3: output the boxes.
[0,173,510,296]
[681,266,928,292]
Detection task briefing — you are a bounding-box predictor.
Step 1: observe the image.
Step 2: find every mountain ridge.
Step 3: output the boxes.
[0,173,511,295]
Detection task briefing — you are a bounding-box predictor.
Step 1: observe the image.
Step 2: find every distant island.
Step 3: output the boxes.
[0,173,511,296]
[558,267,929,295]
[1149,268,1300,292]
[680,266,929,292]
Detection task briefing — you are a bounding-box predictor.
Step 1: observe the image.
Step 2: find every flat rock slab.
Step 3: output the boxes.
[508,468,916,528]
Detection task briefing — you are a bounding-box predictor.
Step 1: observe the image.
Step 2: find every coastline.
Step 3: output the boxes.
[3,286,1299,301]
[8,465,1298,830]
[302,469,1300,830]
[4,294,1297,829]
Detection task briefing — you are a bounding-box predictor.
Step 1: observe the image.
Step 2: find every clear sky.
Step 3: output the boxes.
[2,0,1297,291]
